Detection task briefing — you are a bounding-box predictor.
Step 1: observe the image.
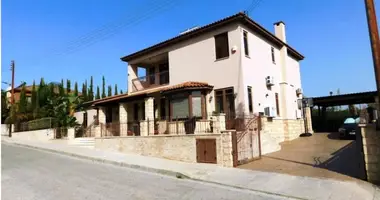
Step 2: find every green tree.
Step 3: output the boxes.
[102,76,106,98]
[31,81,37,111]
[114,84,118,95]
[74,82,78,96]
[107,85,112,97]
[19,85,28,114]
[120,89,123,94]
[1,90,9,123]
[88,76,94,101]
[59,82,65,96]
[96,86,100,100]
[82,82,88,102]
[66,80,71,94]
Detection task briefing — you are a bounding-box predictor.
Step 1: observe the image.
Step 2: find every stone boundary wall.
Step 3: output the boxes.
[95,132,234,167]
[11,128,56,141]
[259,117,304,155]
[358,124,380,184]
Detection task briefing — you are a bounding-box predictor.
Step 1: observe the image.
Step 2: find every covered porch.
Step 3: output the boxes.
[93,82,222,137]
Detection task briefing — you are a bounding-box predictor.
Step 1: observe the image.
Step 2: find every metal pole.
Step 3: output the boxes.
[364,0,380,128]
[9,61,15,137]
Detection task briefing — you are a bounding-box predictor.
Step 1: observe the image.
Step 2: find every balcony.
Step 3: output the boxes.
[132,71,169,92]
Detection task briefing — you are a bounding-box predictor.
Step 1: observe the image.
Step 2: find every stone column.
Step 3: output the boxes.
[221,131,234,167]
[358,124,380,184]
[128,65,138,94]
[305,107,314,133]
[141,97,155,136]
[67,128,75,140]
[98,107,106,125]
[119,103,128,136]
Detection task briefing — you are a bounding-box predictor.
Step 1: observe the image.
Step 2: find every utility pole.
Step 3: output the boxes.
[364,0,380,127]
[9,60,15,137]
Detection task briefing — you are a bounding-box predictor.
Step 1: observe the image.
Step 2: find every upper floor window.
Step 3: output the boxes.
[271,47,276,64]
[215,32,229,59]
[243,31,249,57]
[275,93,280,116]
[247,86,253,113]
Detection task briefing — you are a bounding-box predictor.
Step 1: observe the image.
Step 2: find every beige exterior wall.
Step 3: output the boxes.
[95,133,234,167]
[358,124,380,184]
[74,109,97,127]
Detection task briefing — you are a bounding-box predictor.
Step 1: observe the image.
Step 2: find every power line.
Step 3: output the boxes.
[55,0,181,56]
[245,0,264,16]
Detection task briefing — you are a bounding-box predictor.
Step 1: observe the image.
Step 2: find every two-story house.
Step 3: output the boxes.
[86,12,305,137]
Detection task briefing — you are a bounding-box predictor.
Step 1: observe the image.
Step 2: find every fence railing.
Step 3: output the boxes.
[132,71,169,92]
[14,117,56,132]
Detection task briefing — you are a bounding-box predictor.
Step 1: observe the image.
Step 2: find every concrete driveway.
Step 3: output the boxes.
[239,132,366,182]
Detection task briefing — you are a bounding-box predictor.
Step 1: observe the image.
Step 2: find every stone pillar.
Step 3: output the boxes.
[218,113,226,131]
[67,128,75,140]
[98,107,106,125]
[140,121,148,136]
[128,65,138,94]
[305,107,314,133]
[94,126,101,138]
[119,103,128,136]
[145,97,154,121]
[221,131,234,167]
[358,124,380,184]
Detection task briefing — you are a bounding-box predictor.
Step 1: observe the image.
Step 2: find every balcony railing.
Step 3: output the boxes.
[132,71,169,92]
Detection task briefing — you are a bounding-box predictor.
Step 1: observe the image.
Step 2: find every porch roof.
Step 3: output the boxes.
[89,81,213,106]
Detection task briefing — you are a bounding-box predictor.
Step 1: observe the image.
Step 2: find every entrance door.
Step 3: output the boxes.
[196,139,217,164]
[215,87,236,129]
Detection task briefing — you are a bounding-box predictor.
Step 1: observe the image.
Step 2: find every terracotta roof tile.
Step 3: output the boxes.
[91,81,213,106]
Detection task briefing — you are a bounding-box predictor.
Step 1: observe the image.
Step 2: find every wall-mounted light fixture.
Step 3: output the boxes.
[209,96,213,103]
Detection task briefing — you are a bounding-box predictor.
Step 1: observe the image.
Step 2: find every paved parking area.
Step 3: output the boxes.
[239,132,366,181]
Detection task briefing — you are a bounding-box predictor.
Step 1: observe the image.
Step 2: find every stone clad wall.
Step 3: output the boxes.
[95,133,234,167]
[259,117,304,155]
[358,124,380,184]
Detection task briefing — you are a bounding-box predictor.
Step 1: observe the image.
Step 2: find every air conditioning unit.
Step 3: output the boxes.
[296,109,302,119]
[264,106,276,117]
[296,88,303,95]
[265,76,275,86]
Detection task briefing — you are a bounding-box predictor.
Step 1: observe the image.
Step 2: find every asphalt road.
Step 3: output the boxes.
[1,143,287,200]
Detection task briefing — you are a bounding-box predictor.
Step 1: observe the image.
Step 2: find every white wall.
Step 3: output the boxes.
[239,24,302,119]
[239,24,282,115]
[1,124,10,136]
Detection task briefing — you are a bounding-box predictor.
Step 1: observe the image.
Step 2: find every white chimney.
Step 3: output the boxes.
[274,21,286,43]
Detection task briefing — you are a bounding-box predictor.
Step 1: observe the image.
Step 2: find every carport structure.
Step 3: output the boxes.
[311,91,377,132]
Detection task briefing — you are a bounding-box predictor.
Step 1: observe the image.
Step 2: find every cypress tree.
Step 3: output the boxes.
[89,76,94,100]
[82,82,88,101]
[120,89,123,94]
[107,85,112,97]
[114,84,118,95]
[19,86,27,114]
[96,86,100,100]
[31,81,37,111]
[101,76,106,98]
[74,82,78,96]
[66,80,71,94]
[59,82,65,96]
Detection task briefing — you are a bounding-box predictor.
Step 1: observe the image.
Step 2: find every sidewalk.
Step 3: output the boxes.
[2,137,379,200]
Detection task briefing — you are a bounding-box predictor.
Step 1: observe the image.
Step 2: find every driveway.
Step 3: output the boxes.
[239,132,366,181]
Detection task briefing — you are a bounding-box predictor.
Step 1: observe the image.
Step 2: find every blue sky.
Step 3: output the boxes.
[2,0,379,97]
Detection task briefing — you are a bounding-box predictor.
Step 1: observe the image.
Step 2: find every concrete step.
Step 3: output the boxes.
[68,138,95,148]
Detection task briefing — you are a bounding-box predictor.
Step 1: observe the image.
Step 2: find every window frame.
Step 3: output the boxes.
[243,31,249,57]
[247,86,253,113]
[214,32,230,60]
[169,91,207,121]
[275,93,280,116]
[271,47,276,64]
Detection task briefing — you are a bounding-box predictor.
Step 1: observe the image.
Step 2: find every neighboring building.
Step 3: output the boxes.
[84,12,305,137]
[6,84,32,104]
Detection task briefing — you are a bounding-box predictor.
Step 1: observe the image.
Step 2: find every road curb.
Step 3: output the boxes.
[3,140,305,200]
